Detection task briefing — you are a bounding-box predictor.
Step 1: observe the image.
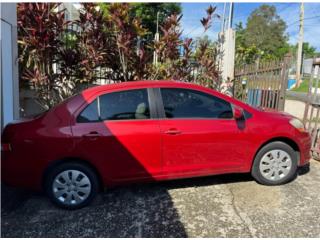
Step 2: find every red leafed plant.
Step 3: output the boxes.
[18,3,74,109]
[152,5,221,88]
[18,3,222,112]
[107,3,150,81]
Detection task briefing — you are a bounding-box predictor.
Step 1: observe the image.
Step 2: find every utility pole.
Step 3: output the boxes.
[219,2,235,94]
[218,3,227,72]
[296,2,304,87]
[227,2,234,29]
[221,3,227,32]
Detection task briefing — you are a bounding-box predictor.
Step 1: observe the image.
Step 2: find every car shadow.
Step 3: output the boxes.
[1,184,32,216]
[297,162,310,176]
[1,171,254,238]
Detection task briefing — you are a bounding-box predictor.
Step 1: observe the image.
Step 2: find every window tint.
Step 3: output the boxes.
[77,89,150,123]
[160,88,233,119]
[77,99,99,123]
[99,89,150,121]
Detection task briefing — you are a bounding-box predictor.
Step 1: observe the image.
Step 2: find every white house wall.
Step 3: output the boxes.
[1,3,19,129]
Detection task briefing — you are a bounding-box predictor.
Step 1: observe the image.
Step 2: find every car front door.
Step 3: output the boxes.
[71,88,162,183]
[157,87,248,178]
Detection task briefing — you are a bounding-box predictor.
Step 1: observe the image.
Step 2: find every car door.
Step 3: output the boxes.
[157,87,247,177]
[71,88,162,183]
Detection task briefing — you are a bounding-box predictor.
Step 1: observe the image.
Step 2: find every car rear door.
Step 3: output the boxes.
[71,88,162,183]
[156,87,247,178]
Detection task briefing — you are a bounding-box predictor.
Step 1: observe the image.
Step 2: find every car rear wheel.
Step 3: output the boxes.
[45,162,99,209]
[251,141,298,185]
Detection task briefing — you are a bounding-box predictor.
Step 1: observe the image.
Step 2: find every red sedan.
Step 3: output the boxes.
[2,81,311,209]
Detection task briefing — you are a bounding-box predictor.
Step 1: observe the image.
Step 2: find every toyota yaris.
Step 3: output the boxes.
[2,80,311,209]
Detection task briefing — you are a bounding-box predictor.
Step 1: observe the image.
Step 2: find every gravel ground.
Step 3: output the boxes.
[1,160,320,238]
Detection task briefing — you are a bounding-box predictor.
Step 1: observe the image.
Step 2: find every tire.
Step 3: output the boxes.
[45,162,99,209]
[251,141,298,185]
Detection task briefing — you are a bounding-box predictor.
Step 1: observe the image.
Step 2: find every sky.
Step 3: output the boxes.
[181,2,320,51]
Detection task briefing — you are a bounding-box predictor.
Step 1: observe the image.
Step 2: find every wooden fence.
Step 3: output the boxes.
[302,58,320,160]
[233,55,291,111]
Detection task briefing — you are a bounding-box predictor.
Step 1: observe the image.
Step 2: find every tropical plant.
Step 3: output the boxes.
[18,3,223,112]
[107,3,149,81]
[151,5,221,89]
[17,3,71,109]
[75,3,110,82]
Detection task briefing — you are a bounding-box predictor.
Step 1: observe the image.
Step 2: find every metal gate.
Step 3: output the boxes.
[233,55,291,111]
[302,58,320,160]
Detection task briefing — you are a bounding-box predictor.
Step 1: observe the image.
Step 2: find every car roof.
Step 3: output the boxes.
[82,80,207,95]
[78,80,257,113]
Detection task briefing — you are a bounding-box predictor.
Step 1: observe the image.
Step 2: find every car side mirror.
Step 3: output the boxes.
[233,106,244,120]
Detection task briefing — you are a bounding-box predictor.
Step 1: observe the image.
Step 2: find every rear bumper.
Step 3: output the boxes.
[1,152,42,191]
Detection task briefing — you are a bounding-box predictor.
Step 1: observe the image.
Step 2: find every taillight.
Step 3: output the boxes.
[1,143,11,151]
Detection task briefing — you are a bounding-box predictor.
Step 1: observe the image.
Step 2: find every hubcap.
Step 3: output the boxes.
[52,170,91,205]
[259,149,292,181]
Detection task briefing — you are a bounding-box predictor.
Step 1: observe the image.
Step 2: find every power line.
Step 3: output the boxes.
[277,3,295,14]
[311,5,320,17]
[184,26,201,37]
[287,15,320,27]
[183,13,221,37]
[233,3,294,24]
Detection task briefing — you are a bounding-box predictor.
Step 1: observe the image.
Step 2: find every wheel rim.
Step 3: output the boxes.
[52,170,91,205]
[259,149,292,181]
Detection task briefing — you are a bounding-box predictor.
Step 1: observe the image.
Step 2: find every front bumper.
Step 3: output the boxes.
[297,132,312,166]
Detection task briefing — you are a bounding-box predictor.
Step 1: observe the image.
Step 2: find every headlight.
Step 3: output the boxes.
[289,118,306,132]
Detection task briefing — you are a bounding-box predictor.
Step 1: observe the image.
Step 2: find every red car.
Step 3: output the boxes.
[2,80,311,209]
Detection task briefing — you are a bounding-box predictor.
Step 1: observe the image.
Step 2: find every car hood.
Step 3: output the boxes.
[258,107,295,119]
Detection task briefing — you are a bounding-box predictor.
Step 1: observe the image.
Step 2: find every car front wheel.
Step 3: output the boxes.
[251,141,298,185]
[45,162,99,209]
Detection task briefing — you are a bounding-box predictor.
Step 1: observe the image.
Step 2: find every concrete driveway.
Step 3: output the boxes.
[1,160,320,238]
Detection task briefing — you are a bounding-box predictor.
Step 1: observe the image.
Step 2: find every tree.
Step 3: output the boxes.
[99,3,181,36]
[235,5,289,65]
[235,22,260,66]
[289,42,317,59]
[245,5,288,58]
[130,3,181,35]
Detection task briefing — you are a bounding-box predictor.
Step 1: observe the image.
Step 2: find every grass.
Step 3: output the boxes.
[285,95,301,101]
[290,78,320,93]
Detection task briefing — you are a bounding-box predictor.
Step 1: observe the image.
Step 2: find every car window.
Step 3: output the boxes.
[99,89,150,121]
[77,89,150,123]
[77,99,100,123]
[160,88,233,119]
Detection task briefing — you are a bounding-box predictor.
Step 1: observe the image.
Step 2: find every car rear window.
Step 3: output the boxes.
[77,99,100,123]
[99,89,150,121]
[76,89,150,123]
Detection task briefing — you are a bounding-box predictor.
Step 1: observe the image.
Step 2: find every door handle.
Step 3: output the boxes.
[82,131,101,140]
[164,129,181,135]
